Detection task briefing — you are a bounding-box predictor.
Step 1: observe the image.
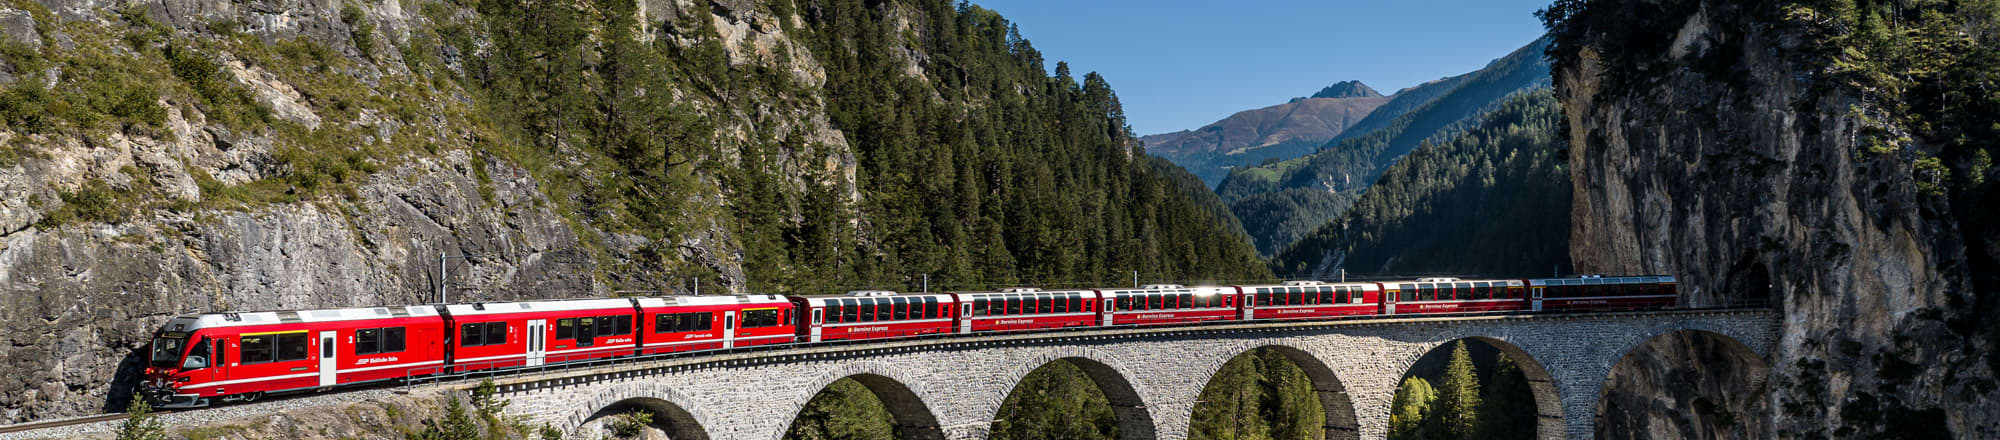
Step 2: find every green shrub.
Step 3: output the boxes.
[342,5,376,59]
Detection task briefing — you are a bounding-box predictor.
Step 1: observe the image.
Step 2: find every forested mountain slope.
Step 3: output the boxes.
[1547,0,2000,436]
[1218,38,1553,255]
[1140,81,1388,186]
[1271,89,1569,277]
[0,0,1267,422]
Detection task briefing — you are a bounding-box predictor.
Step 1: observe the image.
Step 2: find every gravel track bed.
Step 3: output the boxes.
[0,388,406,440]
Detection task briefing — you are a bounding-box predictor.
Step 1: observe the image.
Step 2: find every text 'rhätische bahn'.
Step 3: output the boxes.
[141,275,1677,408]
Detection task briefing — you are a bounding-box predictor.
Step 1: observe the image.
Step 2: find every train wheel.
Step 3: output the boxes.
[242,392,263,403]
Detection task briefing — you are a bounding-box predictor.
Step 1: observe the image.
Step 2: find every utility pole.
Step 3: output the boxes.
[922,274,929,293]
[1132,271,1138,288]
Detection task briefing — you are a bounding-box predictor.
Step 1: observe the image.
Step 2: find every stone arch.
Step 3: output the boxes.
[992,348,1158,440]
[1596,329,1772,439]
[1395,336,1566,439]
[1190,344,1361,440]
[782,361,945,440]
[568,383,713,440]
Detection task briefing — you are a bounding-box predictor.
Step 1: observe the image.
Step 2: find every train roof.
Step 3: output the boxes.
[951,287,1094,296]
[1526,275,1676,286]
[1236,280,1380,289]
[793,292,956,303]
[1380,278,1526,286]
[1095,285,1232,296]
[160,304,445,333]
[632,294,790,308]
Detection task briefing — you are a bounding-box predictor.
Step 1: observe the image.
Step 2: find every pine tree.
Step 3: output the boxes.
[1477,355,1539,440]
[115,398,167,440]
[1389,377,1437,440]
[1433,341,1484,440]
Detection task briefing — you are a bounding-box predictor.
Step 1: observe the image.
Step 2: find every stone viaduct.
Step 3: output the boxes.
[479,309,1775,440]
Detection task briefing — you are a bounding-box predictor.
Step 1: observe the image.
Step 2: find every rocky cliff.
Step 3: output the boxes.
[0,0,1269,424]
[1549,0,2000,436]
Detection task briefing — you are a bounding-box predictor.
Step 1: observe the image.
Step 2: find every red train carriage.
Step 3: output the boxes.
[1239,281,1380,321]
[951,288,1101,334]
[1379,278,1528,315]
[640,295,796,354]
[793,291,956,342]
[1529,276,1678,312]
[444,298,641,372]
[141,306,449,408]
[1100,284,1239,326]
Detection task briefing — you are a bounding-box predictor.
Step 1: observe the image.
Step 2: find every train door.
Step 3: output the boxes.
[1531,286,1545,312]
[959,302,974,334]
[1101,295,1115,326]
[317,331,338,387]
[721,310,738,349]
[1382,286,1398,315]
[524,320,546,367]
[810,306,825,342]
[1243,288,1258,320]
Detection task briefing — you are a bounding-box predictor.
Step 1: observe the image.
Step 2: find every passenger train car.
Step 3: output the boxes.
[953,287,1100,333]
[143,275,1677,408]
[792,291,957,342]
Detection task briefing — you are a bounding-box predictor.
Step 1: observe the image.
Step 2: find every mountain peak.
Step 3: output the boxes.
[1310,80,1382,99]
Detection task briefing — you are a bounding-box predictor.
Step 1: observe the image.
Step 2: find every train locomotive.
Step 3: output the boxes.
[142,275,1674,408]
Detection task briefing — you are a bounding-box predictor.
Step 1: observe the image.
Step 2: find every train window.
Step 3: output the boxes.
[460,324,484,346]
[887,298,904,320]
[972,299,987,317]
[1417,284,1433,301]
[1115,294,1130,311]
[595,316,616,336]
[558,319,575,339]
[486,322,507,346]
[1472,282,1488,299]
[241,334,273,364]
[277,332,309,362]
[1002,296,1017,315]
[654,315,672,333]
[1398,284,1415,301]
[1032,294,1048,314]
[357,328,380,355]
[868,299,884,322]
[1334,287,1349,304]
[615,315,633,335]
[1074,294,1087,312]
[1054,294,1070,313]
[744,309,780,327]
[1455,283,1472,300]
[384,327,406,352]
[924,297,939,319]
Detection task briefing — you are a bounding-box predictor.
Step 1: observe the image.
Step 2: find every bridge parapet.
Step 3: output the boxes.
[477,309,1774,440]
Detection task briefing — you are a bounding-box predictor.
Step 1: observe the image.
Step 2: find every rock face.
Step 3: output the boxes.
[1554,0,2000,437]
[1140,84,1390,186]
[1597,331,1771,440]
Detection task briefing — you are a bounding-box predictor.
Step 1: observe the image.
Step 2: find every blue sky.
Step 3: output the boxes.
[970,0,1555,135]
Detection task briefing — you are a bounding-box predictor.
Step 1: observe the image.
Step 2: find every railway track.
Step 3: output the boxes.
[0,411,163,435]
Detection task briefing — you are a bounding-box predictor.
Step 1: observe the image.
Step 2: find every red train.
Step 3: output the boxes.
[142,275,1674,408]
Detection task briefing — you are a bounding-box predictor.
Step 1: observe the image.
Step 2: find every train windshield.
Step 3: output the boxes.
[149,333,188,368]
